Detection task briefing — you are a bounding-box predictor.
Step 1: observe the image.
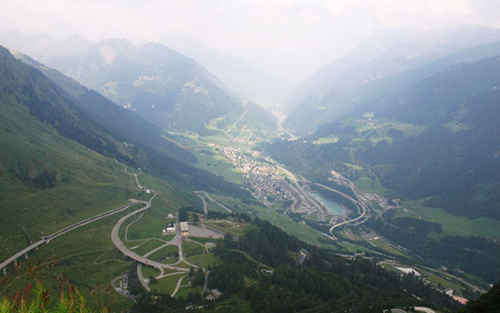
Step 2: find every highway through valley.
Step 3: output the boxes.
[312,183,368,234]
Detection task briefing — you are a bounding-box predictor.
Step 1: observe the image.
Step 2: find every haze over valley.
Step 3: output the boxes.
[1,1,500,312]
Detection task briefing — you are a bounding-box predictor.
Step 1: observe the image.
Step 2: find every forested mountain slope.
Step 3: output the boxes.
[461,282,500,313]
[16,52,196,164]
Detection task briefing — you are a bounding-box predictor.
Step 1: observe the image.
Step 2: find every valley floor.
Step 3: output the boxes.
[1,116,493,311]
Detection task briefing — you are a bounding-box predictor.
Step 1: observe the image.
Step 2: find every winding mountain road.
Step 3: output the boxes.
[1,202,134,274]
[110,195,190,273]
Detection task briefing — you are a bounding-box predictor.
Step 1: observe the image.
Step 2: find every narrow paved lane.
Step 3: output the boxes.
[110,195,190,273]
[136,264,151,292]
[171,275,186,298]
[1,202,133,273]
[195,191,208,215]
[198,191,232,213]
[0,240,45,272]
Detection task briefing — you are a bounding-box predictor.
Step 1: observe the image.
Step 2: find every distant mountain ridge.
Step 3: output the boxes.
[0,45,250,197]
[44,39,245,133]
[15,51,196,164]
[285,26,500,134]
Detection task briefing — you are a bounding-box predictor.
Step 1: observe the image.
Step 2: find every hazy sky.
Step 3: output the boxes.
[2,0,500,85]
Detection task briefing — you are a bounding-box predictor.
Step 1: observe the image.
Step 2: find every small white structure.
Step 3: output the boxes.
[395,267,421,277]
[206,289,223,301]
[145,189,151,194]
[167,213,174,219]
[180,221,189,237]
[163,223,176,234]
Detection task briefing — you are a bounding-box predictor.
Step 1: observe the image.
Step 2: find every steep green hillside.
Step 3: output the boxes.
[1,46,250,197]
[0,46,140,260]
[0,44,252,259]
[0,45,217,310]
[16,52,195,164]
[46,39,244,133]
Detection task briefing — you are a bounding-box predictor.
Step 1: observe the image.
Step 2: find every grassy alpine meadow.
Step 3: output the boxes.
[151,273,186,294]
[0,97,142,261]
[141,265,161,279]
[0,101,190,310]
[181,241,204,258]
[208,193,323,246]
[395,199,500,240]
[0,178,191,311]
[132,239,166,256]
[125,205,176,241]
[186,254,220,268]
[148,245,179,263]
[194,148,244,185]
[354,175,386,194]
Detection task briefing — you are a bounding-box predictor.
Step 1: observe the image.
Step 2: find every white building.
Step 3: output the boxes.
[163,223,176,234]
[395,267,421,277]
[180,221,189,237]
